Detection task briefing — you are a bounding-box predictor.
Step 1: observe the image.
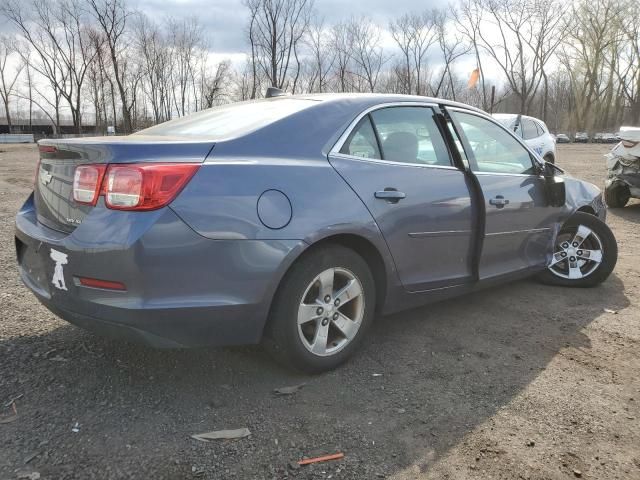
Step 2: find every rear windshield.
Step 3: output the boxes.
[135,98,316,139]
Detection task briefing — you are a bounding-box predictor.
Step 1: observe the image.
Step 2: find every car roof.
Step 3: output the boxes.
[492,113,545,124]
[191,93,495,159]
[290,92,487,114]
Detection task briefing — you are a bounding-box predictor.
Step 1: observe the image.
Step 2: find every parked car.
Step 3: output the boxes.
[602,133,618,144]
[593,133,604,143]
[575,132,589,143]
[492,113,557,163]
[15,93,617,372]
[556,133,571,144]
[604,126,640,208]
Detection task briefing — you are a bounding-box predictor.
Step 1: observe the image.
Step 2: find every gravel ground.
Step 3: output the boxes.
[0,143,639,480]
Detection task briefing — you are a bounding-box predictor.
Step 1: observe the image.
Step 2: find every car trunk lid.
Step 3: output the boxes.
[34,136,215,233]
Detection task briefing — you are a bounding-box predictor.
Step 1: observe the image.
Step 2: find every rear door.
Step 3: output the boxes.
[522,118,544,157]
[446,109,563,279]
[329,104,477,292]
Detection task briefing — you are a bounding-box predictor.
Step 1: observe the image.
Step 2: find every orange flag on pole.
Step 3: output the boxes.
[468,68,480,89]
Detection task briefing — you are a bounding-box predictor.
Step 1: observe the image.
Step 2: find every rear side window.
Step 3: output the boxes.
[135,98,316,139]
[522,119,539,140]
[340,116,381,159]
[369,107,451,166]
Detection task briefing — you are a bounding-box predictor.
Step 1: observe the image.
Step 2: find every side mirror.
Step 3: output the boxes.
[543,162,566,207]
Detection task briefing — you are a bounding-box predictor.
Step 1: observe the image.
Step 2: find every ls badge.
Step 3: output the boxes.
[50,248,68,291]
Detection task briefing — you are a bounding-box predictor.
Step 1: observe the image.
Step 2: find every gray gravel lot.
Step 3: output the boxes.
[0,143,639,479]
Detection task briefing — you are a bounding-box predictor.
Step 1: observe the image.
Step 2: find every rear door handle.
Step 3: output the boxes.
[489,195,510,208]
[375,188,406,203]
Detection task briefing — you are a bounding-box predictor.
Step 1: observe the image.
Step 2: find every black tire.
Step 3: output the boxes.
[604,183,630,208]
[264,245,376,373]
[536,212,617,287]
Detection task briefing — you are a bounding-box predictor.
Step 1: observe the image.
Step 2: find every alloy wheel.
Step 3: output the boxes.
[548,224,604,280]
[297,267,365,357]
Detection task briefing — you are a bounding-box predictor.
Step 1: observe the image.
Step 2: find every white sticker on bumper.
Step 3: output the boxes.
[50,248,68,291]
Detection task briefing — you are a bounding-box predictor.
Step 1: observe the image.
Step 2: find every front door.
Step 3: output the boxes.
[446,109,564,280]
[329,105,476,292]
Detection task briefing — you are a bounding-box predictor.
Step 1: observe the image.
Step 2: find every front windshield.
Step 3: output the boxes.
[135,98,317,140]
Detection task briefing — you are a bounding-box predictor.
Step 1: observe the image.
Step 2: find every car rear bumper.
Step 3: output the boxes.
[15,194,305,347]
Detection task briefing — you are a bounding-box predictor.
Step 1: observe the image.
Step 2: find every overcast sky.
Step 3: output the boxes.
[136,0,445,55]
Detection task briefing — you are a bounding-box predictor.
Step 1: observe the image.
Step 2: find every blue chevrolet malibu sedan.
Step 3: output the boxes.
[15,93,617,372]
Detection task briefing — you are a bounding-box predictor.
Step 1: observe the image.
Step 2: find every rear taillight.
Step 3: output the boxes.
[38,145,57,154]
[72,163,200,211]
[622,140,638,148]
[73,165,107,205]
[105,163,200,210]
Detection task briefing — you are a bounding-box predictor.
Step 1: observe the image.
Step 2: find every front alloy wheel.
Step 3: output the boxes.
[537,212,617,287]
[265,245,375,373]
[548,224,603,280]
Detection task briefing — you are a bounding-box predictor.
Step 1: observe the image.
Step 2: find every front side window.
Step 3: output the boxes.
[370,107,451,166]
[451,111,535,175]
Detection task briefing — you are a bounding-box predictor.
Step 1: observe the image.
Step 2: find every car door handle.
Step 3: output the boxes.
[375,189,406,203]
[489,195,510,208]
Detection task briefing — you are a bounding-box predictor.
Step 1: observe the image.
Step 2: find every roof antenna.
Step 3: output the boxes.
[265,87,286,98]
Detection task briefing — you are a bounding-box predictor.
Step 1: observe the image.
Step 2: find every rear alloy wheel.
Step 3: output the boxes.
[537,212,617,287]
[604,182,630,208]
[265,245,375,373]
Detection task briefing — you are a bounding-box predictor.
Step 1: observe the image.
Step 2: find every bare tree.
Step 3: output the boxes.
[453,0,490,109]
[0,36,23,131]
[347,17,386,93]
[389,11,437,95]
[2,0,100,133]
[135,15,168,123]
[167,17,205,116]
[202,60,232,107]
[87,0,134,132]
[305,18,335,93]
[2,0,65,131]
[22,55,35,131]
[474,0,564,114]
[244,0,314,90]
[330,22,352,92]
[432,8,470,99]
[559,0,625,130]
[618,0,640,124]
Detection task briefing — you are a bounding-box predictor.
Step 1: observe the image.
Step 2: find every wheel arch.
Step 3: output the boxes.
[576,205,596,215]
[263,232,390,340]
[308,234,388,313]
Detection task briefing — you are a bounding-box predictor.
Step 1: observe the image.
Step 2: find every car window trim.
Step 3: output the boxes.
[330,102,456,169]
[443,107,544,176]
[329,152,460,171]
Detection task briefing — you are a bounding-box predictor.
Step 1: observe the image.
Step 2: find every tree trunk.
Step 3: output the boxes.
[3,102,11,132]
[542,72,549,124]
